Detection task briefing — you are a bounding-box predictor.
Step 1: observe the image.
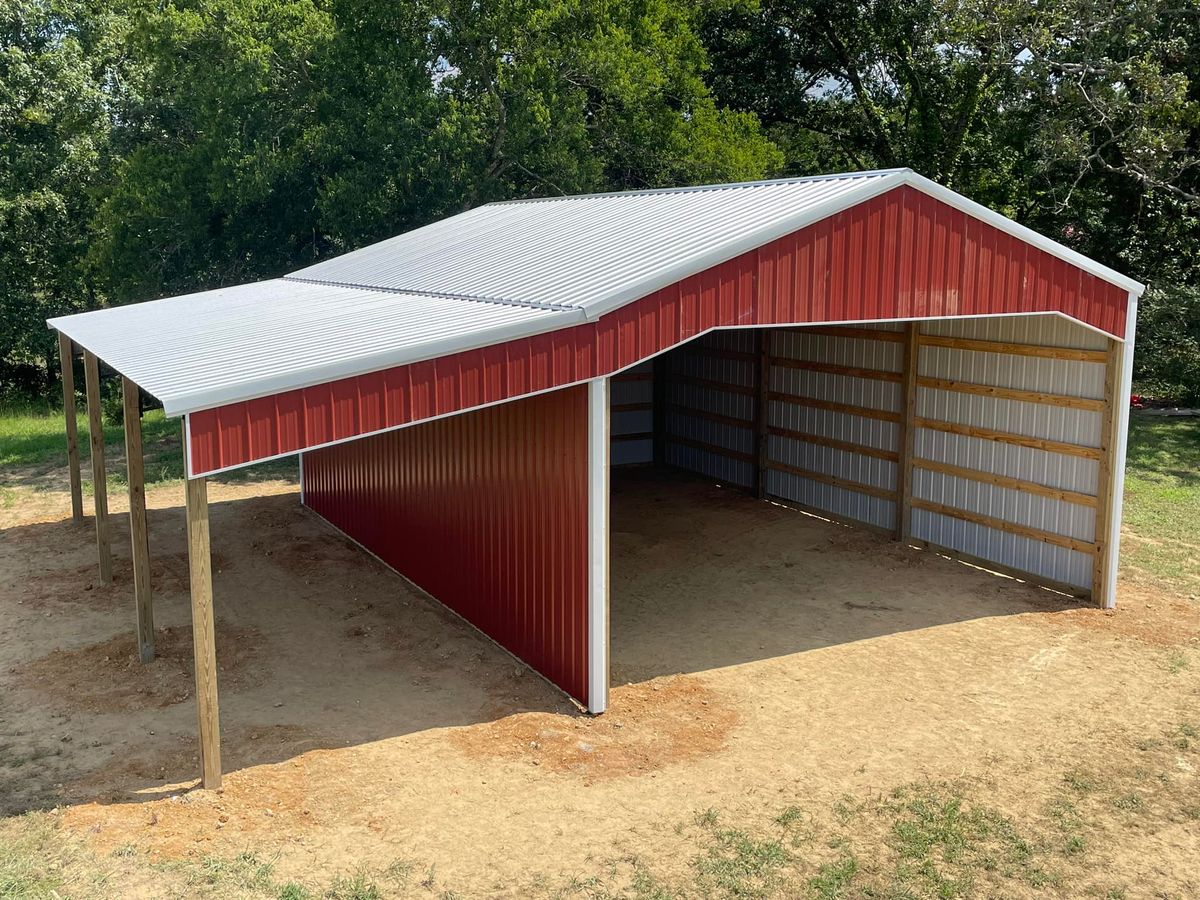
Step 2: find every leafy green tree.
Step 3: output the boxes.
[89,0,338,302]
[702,0,1200,400]
[91,0,781,293]
[429,0,780,208]
[0,0,122,395]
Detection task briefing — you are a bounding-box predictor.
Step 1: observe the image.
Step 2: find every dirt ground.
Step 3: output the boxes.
[2,467,1199,897]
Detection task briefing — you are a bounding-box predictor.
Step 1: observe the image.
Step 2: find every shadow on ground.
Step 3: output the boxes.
[0,467,1078,816]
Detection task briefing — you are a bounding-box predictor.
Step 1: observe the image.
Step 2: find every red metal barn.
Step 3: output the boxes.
[50,169,1143,787]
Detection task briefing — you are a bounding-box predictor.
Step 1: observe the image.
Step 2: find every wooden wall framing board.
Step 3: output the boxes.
[917,333,1108,362]
[1091,339,1122,605]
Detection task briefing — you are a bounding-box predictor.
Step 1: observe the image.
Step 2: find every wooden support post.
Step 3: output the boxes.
[57,333,84,523]
[83,351,112,583]
[753,329,771,499]
[1091,339,1121,606]
[123,377,154,662]
[896,323,920,541]
[186,476,221,789]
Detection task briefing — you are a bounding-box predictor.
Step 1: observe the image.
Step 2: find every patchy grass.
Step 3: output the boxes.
[807,853,858,899]
[1121,416,1200,593]
[879,785,1054,896]
[4,754,1199,899]
[693,824,792,897]
[0,811,107,899]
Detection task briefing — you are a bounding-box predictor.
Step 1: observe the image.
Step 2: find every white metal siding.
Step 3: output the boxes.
[663,331,756,489]
[767,324,904,530]
[649,317,1109,595]
[611,361,653,465]
[910,316,1107,590]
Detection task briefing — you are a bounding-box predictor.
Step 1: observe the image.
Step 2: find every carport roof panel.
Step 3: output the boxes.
[289,170,908,316]
[48,280,575,416]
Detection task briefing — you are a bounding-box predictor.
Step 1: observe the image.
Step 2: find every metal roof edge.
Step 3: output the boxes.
[899,172,1147,297]
[156,306,586,416]
[579,170,912,321]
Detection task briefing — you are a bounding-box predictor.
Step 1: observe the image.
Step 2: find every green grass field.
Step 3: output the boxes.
[0,403,295,502]
[1121,416,1200,594]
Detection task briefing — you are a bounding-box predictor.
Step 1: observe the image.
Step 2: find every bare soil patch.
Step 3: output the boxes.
[1024,584,1200,648]
[1,468,1198,897]
[13,623,263,714]
[452,674,739,778]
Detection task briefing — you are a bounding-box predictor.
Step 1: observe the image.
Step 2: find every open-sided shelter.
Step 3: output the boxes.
[48,169,1145,789]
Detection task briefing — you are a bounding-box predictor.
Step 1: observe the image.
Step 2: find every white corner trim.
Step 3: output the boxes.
[587,377,610,714]
[183,413,195,480]
[1101,295,1139,608]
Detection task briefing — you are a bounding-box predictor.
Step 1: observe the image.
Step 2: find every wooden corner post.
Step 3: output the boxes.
[895,323,920,541]
[123,378,154,662]
[83,351,112,583]
[185,476,222,789]
[57,333,84,523]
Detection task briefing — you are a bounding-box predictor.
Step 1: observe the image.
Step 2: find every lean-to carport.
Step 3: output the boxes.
[47,168,1144,790]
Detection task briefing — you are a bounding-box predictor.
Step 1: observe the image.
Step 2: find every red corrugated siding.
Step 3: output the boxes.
[302,386,590,703]
[190,185,1129,475]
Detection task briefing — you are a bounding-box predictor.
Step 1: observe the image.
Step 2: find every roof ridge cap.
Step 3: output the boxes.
[281,276,577,312]
[487,168,913,206]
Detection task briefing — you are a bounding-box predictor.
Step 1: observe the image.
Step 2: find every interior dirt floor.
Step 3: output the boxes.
[2,466,1199,896]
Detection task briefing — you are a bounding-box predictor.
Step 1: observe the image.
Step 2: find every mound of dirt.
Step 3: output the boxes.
[13,623,264,713]
[451,674,739,780]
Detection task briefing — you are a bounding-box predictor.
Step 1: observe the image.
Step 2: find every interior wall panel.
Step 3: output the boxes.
[766,325,904,530]
[610,361,653,465]
[661,331,756,489]
[909,315,1107,591]
[302,386,590,703]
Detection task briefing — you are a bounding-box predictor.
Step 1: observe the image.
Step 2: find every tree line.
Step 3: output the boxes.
[4,0,1200,401]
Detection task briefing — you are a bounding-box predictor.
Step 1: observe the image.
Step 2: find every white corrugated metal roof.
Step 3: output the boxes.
[49,279,575,414]
[289,169,904,316]
[49,168,1144,416]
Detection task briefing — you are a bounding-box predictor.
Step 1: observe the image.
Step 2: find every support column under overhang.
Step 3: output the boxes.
[587,378,610,715]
